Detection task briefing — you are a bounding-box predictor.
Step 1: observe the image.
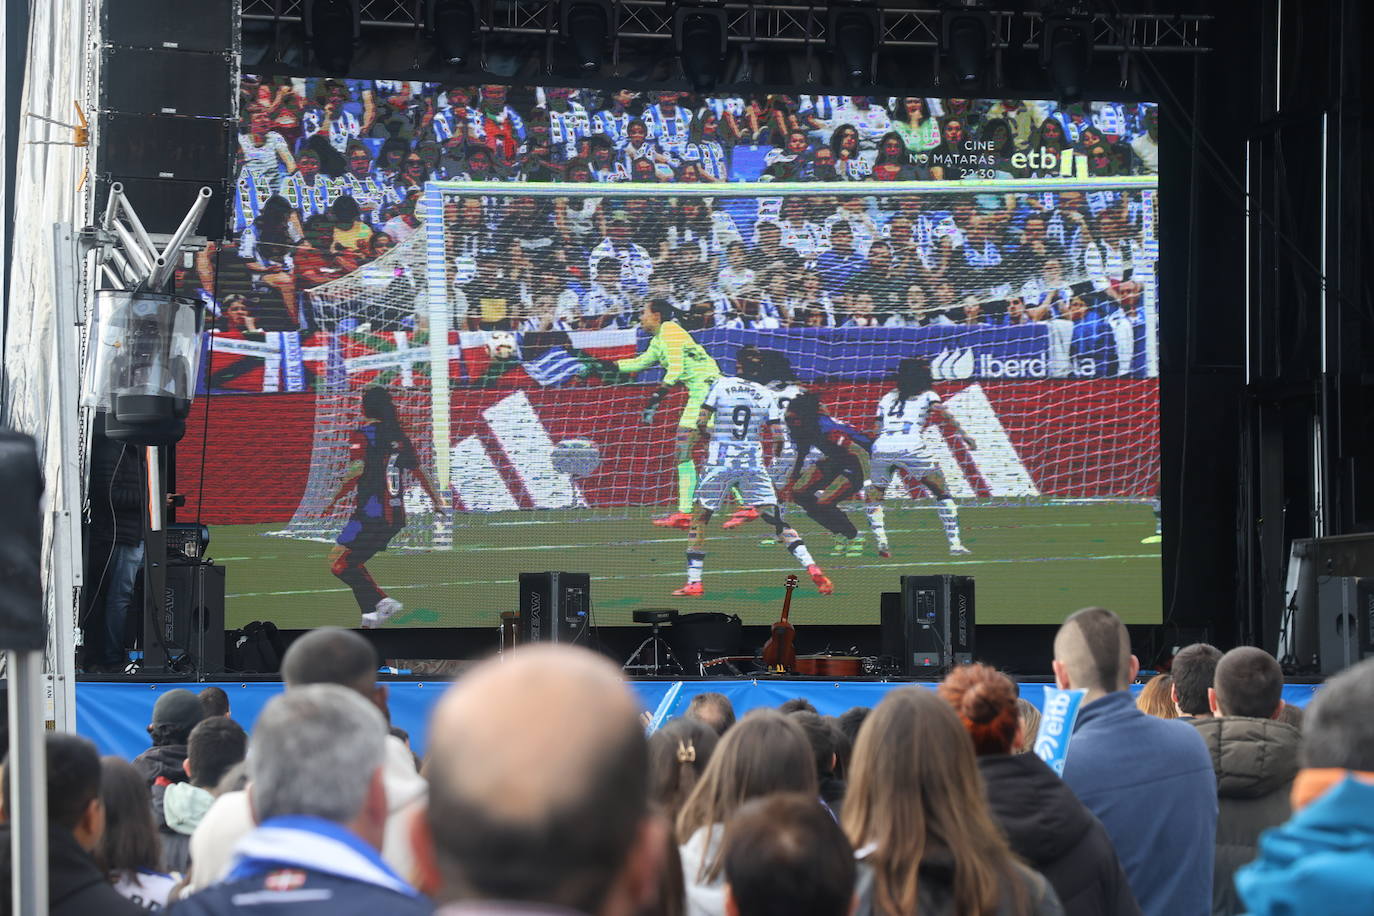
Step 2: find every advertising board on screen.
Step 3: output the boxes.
[181,83,1162,629]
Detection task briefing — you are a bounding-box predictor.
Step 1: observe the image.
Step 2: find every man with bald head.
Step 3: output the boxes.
[1053,607,1216,916]
[415,644,665,915]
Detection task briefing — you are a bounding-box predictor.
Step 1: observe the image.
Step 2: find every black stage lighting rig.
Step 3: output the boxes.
[828,0,881,88]
[1039,6,1094,102]
[303,0,361,74]
[940,2,992,88]
[674,0,728,91]
[561,0,613,72]
[429,0,480,68]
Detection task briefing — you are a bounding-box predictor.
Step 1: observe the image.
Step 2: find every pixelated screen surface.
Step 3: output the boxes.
[180,83,1162,629]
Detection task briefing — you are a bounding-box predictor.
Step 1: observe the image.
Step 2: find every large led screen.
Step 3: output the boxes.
[179,82,1162,629]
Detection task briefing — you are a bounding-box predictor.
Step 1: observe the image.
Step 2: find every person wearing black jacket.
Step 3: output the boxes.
[791,711,846,818]
[85,419,145,670]
[939,664,1141,916]
[134,690,206,876]
[0,734,144,916]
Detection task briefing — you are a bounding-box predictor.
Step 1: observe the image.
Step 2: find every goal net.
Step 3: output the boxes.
[276,229,452,550]
[280,177,1159,550]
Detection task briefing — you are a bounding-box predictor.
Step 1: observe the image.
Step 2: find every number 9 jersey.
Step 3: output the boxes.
[702,376,783,467]
[696,376,782,512]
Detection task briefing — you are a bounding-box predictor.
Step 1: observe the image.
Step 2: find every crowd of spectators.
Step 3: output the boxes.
[12,607,1361,916]
[201,80,1157,346]
[431,186,1154,341]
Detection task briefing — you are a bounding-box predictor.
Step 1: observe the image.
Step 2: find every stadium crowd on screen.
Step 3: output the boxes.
[195,83,1157,343]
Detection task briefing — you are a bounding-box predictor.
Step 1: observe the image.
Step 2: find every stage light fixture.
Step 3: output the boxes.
[674,1,727,91]
[429,0,479,68]
[940,5,991,87]
[303,0,359,75]
[827,1,881,88]
[561,0,612,72]
[1040,12,1094,102]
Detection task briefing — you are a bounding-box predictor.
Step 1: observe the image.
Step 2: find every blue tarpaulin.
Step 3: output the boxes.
[75,678,1319,761]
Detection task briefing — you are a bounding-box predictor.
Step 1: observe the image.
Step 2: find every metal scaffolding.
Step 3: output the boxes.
[242,0,1209,53]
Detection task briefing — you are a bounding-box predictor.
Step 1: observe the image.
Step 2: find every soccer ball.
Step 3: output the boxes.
[550,439,602,478]
[487,331,517,361]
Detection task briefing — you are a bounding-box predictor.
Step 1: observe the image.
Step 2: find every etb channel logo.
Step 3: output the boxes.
[1011,147,1090,178]
[1034,687,1086,776]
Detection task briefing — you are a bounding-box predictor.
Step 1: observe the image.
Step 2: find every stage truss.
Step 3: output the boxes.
[242,1,1209,53]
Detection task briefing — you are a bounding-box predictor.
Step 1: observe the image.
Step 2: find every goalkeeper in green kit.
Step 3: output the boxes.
[599,299,720,529]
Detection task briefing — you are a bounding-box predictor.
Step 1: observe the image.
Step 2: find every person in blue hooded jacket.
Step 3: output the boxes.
[1236,656,1374,916]
[1053,607,1217,916]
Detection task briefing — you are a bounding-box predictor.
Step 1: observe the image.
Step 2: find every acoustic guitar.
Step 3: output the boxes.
[760,574,799,673]
[794,654,864,678]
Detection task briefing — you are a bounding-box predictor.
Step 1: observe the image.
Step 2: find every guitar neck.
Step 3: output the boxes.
[778,585,796,625]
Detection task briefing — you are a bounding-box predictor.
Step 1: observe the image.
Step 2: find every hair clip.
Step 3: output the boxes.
[676,740,696,764]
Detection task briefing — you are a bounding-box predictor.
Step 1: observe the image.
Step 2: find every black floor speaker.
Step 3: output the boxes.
[518,572,591,643]
[882,575,975,676]
[164,562,226,674]
[1316,576,1374,675]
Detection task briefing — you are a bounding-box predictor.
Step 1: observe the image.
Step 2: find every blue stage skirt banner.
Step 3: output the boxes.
[75,678,1320,762]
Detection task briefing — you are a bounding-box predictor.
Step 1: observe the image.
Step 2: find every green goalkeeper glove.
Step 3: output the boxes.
[568,348,623,380]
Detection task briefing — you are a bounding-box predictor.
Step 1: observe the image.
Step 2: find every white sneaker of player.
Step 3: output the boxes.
[362,597,403,629]
[949,542,972,556]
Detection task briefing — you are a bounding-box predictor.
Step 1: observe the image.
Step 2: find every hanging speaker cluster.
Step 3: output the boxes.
[96,0,236,239]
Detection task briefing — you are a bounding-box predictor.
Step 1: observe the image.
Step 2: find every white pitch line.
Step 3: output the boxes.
[225,552,1160,599]
[226,518,1149,561]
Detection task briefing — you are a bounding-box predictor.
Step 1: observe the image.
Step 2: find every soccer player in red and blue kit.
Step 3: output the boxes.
[781,392,874,554]
[325,387,444,628]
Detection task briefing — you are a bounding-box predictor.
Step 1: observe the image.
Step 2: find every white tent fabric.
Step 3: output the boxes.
[1,0,93,724]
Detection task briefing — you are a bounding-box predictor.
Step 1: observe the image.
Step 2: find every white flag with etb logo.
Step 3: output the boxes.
[1035,686,1087,776]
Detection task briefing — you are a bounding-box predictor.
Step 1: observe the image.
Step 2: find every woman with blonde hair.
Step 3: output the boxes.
[1136,673,1179,719]
[1014,697,1041,754]
[842,687,1063,916]
[676,709,817,916]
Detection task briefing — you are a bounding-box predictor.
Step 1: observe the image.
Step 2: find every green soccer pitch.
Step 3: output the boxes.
[209,502,1162,630]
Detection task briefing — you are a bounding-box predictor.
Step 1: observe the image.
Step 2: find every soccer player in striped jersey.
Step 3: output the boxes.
[673,354,832,597]
[721,348,803,533]
[865,358,976,557]
[603,300,721,529]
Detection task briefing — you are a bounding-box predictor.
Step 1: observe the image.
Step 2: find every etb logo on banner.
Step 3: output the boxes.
[1035,686,1087,776]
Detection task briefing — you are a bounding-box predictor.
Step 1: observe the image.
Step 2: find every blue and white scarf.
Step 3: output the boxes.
[225,815,420,898]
